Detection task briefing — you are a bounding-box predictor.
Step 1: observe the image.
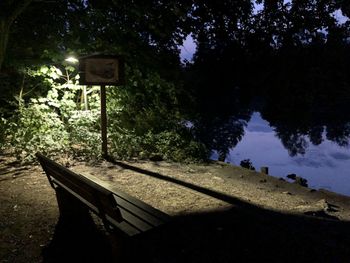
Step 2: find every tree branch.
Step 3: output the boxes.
[8,0,35,25]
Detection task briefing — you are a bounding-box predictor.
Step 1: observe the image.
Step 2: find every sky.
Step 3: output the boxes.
[180,34,196,62]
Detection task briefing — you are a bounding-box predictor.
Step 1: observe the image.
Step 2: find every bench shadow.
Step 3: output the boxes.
[105,157,350,262]
[42,215,113,263]
[106,157,258,210]
[143,207,350,263]
[42,206,350,263]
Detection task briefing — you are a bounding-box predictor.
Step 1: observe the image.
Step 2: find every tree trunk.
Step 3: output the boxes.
[0,0,34,72]
[0,19,10,72]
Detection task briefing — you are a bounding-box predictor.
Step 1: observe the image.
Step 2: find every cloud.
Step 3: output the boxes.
[329,152,350,161]
[293,155,335,168]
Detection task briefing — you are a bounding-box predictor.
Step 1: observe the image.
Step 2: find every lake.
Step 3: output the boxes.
[212,112,350,197]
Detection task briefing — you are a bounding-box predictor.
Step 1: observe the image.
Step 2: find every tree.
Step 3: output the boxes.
[0,0,34,71]
[2,0,350,161]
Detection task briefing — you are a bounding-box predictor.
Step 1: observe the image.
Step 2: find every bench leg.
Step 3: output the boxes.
[45,187,114,262]
[108,233,146,262]
[109,235,151,262]
[109,233,123,261]
[55,187,92,223]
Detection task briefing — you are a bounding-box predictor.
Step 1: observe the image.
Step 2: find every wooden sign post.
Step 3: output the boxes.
[79,55,124,158]
[100,85,107,157]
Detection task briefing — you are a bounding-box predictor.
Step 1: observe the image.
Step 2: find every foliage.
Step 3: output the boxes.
[1,65,101,161]
[106,66,209,162]
[240,159,255,171]
[6,98,69,162]
[109,129,208,162]
[66,109,101,159]
[0,117,8,151]
[1,0,350,162]
[1,63,208,163]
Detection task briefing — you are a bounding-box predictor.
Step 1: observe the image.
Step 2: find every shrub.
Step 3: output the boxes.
[109,129,208,162]
[240,159,255,170]
[7,101,69,162]
[67,110,101,159]
[2,65,209,163]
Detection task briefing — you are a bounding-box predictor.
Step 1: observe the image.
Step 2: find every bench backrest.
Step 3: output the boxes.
[36,153,123,226]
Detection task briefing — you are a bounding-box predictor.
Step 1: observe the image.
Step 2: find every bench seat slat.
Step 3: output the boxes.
[111,203,154,232]
[106,216,143,237]
[113,195,165,227]
[113,191,170,223]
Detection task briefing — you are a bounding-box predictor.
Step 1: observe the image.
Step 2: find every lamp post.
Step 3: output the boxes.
[100,84,108,158]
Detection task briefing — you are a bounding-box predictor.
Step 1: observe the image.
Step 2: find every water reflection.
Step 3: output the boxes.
[193,91,350,196]
[261,94,350,156]
[185,31,350,196]
[224,112,350,196]
[192,116,249,161]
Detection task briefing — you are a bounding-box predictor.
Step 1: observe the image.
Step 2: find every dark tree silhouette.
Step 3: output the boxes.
[1,0,350,159]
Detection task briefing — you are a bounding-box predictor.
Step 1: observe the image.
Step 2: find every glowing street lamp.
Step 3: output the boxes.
[65,56,79,64]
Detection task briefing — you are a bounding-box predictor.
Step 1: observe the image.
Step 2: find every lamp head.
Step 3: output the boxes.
[65,56,79,64]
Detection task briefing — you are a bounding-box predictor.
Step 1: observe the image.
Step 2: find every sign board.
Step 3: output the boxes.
[79,55,124,85]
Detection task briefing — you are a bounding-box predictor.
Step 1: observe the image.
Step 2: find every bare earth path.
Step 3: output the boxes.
[1,155,350,262]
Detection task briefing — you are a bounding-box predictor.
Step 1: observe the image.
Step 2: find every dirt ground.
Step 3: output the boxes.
[1,154,350,262]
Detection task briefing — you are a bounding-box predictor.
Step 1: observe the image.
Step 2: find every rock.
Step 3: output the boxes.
[286,174,308,187]
[282,191,292,195]
[149,155,163,161]
[259,179,267,183]
[294,199,339,217]
[287,173,297,180]
[316,199,328,209]
[294,176,308,187]
[212,176,224,182]
[316,199,339,212]
[304,210,339,220]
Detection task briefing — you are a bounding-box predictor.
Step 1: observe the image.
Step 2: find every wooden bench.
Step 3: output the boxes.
[36,153,170,252]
